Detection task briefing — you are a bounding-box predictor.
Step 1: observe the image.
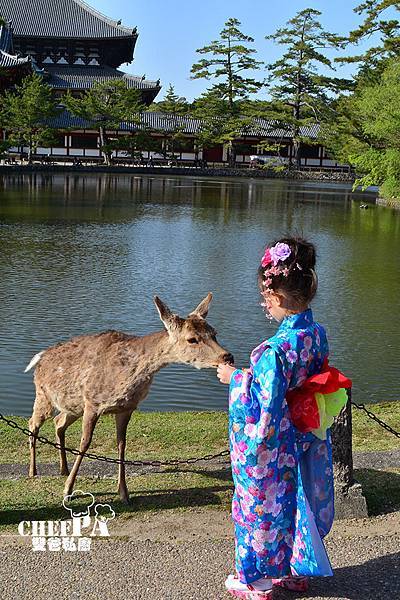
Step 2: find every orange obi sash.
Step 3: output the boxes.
[286,359,352,440]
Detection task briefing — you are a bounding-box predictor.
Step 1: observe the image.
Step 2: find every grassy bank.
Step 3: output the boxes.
[377,196,400,209]
[0,405,399,534]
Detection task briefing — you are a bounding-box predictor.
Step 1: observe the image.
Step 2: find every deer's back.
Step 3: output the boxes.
[34,330,146,414]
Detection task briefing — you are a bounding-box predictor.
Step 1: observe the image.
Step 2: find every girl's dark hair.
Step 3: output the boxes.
[258,237,318,307]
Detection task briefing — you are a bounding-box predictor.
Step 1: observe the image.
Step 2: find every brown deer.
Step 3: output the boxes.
[25,293,233,503]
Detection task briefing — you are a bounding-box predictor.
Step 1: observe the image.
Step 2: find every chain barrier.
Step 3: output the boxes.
[0,401,398,469]
[0,412,230,467]
[351,402,400,439]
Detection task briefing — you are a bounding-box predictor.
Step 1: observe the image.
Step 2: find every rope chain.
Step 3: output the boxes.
[0,401,398,468]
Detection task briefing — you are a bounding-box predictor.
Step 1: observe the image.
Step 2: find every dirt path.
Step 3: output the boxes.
[0,509,398,600]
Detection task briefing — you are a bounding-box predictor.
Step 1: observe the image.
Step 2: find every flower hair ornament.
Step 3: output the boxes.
[260,242,292,320]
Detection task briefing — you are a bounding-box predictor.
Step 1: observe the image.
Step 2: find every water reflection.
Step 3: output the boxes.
[0,173,397,416]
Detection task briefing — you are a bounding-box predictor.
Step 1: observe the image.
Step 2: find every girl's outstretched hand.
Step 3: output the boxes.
[217,363,236,384]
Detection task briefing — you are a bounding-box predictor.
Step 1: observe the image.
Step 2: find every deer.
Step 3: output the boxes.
[25,293,233,503]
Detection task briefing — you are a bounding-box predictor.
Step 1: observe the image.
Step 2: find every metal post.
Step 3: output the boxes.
[331,389,368,518]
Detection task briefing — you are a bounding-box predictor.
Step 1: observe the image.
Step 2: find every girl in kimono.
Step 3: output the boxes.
[217,237,350,599]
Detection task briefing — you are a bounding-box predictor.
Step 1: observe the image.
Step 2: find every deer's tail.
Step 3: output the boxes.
[24,351,45,373]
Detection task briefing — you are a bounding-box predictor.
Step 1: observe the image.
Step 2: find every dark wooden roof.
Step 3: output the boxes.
[0,0,136,38]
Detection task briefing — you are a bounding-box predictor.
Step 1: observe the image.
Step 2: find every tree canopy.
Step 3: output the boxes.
[190,17,262,165]
[65,80,145,165]
[0,73,57,161]
[266,8,349,167]
[341,60,400,199]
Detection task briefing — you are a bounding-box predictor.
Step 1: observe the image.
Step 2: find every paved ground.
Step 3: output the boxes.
[0,508,399,600]
[0,449,399,480]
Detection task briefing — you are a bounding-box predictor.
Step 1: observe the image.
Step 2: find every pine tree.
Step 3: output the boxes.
[340,1,400,82]
[190,17,262,166]
[266,8,348,168]
[65,80,145,166]
[0,73,57,162]
[351,2,400,56]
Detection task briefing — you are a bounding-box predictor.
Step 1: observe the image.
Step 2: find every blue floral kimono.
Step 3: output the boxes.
[229,309,334,583]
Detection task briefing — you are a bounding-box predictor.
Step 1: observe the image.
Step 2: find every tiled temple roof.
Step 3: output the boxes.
[47,109,320,140]
[0,21,13,51]
[133,112,320,139]
[0,0,136,38]
[0,50,30,67]
[244,118,320,140]
[44,65,161,92]
[0,23,31,68]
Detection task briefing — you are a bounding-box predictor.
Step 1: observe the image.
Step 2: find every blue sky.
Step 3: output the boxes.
[92,0,386,100]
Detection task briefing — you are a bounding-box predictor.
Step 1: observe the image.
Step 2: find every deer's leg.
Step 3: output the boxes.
[115,410,133,504]
[54,413,79,476]
[29,391,53,477]
[63,408,98,497]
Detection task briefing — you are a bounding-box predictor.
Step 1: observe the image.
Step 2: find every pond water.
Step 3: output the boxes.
[0,173,398,417]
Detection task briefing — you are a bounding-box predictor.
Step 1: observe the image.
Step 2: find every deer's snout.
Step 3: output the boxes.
[221,352,234,365]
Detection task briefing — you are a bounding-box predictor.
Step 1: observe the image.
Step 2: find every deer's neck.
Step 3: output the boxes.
[125,330,174,380]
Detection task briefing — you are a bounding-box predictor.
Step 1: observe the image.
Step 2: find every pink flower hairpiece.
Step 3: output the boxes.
[260,243,292,310]
[261,242,291,268]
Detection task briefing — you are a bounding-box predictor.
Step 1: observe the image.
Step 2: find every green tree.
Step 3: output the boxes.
[153,84,190,159]
[110,129,160,162]
[321,93,367,168]
[266,8,348,168]
[0,73,57,162]
[322,2,400,187]
[190,17,262,166]
[65,80,145,166]
[344,60,400,201]
[154,84,189,115]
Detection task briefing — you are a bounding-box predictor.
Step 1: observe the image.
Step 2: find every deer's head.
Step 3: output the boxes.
[154,293,233,369]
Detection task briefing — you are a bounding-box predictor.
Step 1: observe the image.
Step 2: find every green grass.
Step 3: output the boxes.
[0,403,399,465]
[0,467,399,535]
[0,411,229,464]
[351,402,400,452]
[0,471,233,534]
[355,468,400,516]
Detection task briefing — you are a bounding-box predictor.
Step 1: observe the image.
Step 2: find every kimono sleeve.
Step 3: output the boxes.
[229,347,290,456]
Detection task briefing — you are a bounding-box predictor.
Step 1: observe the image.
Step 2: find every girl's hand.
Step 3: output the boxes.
[217,363,236,384]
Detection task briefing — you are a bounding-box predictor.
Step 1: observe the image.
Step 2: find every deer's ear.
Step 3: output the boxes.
[154,296,176,330]
[189,292,213,319]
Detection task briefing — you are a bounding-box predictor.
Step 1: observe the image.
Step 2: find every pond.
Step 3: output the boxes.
[0,173,398,416]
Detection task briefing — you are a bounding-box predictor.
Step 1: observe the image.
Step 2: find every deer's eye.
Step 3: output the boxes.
[187,337,199,344]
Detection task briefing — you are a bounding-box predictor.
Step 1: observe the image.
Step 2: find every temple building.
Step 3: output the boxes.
[0,1,343,168]
[0,0,161,102]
